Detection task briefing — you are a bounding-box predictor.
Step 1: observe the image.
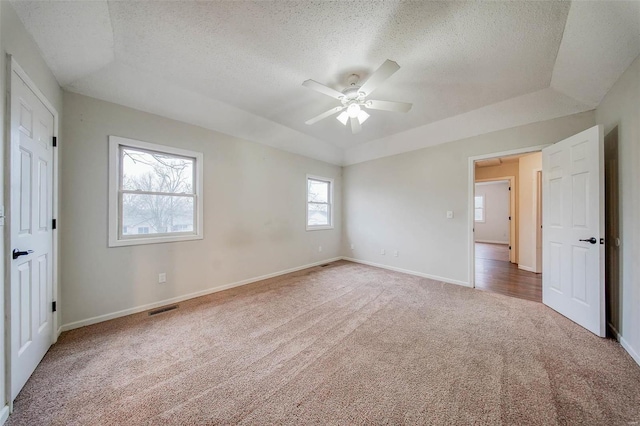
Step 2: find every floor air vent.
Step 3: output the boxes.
[148,305,179,316]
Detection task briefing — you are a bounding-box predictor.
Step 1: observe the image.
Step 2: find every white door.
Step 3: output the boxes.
[9,67,55,400]
[542,125,605,337]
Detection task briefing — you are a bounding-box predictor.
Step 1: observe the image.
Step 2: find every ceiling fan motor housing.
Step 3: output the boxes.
[341,86,363,101]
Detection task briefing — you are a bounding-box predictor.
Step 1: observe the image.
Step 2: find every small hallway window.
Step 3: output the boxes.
[474,195,485,222]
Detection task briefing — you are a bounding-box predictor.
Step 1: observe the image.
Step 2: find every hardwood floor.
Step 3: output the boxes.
[475,243,542,303]
[475,241,510,262]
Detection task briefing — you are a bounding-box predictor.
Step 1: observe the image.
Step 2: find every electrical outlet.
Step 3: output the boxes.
[394,250,399,257]
[318,246,323,252]
[381,249,385,255]
[158,273,166,283]
[446,211,454,219]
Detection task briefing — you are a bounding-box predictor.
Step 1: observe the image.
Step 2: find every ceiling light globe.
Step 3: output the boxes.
[347,103,361,118]
[336,111,349,125]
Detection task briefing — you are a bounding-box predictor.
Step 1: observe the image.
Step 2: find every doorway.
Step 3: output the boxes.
[470,150,544,302]
[469,126,607,336]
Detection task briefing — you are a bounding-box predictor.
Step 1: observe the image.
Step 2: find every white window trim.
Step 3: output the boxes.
[306,174,334,231]
[108,136,204,247]
[474,195,485,223]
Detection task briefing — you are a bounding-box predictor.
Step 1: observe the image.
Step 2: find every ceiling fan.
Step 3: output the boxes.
[302,59,412,134]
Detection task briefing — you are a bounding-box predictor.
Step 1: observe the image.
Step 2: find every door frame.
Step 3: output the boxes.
[474,177,516,263]
[534,168,543,273]
[468,145,549,288]
[5,56,60,408]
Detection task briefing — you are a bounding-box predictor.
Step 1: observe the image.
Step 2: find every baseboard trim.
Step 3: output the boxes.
[618,334,640,367]
[60,257,342,332]
[474,240,509,245]
[0,405,9,425]
[517,265,535,273]
[341,257,470,287]
[609,323,640,367]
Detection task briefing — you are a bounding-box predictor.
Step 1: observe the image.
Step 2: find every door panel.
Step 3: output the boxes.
[18,262,32,351]
[10,69,55,400]
[19,149,32,234]
[542,125,605,337]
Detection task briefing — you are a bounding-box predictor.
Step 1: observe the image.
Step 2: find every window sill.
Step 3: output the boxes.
[108,233,203,247]
[306,225,334,231]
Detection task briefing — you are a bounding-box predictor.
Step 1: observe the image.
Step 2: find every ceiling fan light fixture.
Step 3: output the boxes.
[302,59,411,133]
[336,111,349,125]
[357,109,370,124]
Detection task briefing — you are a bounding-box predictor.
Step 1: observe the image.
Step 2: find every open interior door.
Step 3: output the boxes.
[542,125,605,337]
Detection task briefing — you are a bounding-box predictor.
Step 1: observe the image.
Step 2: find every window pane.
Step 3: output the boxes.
[122,147,194,194]
[474,196,484,208]
[308,203,329,226]
[475,208,483,221]
[308,179,329,203]
[122,193,194,235]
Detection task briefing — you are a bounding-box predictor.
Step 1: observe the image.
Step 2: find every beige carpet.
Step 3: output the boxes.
[7,260,640,425]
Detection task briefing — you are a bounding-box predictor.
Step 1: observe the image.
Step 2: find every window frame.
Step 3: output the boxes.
[108,136,204,247]
[474,194,485,223]
[306,174,334,231]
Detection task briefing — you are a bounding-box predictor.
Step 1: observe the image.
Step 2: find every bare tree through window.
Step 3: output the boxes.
[121,147,195,235]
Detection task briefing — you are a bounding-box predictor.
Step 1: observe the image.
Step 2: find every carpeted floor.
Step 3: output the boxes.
[7,260,640,425]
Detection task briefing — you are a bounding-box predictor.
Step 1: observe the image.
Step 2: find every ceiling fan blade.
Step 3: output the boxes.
[358,60,401,96]
[302,79,345,100]
[350,116,362,134]
[365,100,412,113]
[305,106,345,125]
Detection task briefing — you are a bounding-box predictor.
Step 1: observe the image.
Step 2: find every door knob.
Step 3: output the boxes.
[578,237,597,245]
[12,249,33,260]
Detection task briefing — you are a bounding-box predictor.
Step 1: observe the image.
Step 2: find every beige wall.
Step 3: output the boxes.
[60,92,342,328]
[517,152,542,272]
[342,111,595,285]
[1,1,64,409]
[475,162,519,181]
[475,161,520,262]
[595,54,640,364]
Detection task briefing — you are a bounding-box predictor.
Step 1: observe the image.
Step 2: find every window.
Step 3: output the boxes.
[306,175,333,230]
[474,195,485,222]
[108,136,203,247]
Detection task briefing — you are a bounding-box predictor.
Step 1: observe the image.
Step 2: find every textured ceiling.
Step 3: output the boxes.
[10,1,640,165]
